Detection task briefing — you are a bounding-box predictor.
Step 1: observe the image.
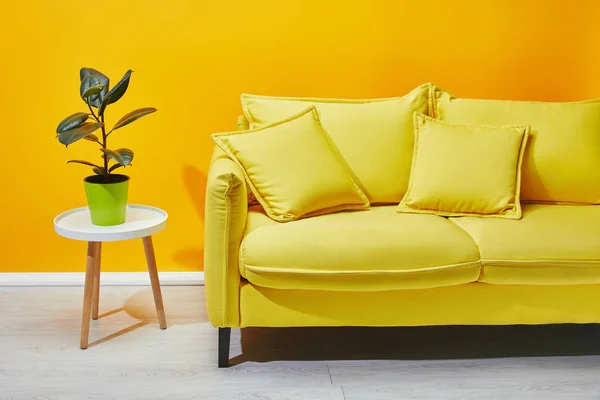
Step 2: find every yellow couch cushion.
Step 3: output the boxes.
[212,107,369,222]
[433,87,600,204]
[398,113,529,219]
[451,204,600,285]
[240,205,481,291]
[241,84,431,204]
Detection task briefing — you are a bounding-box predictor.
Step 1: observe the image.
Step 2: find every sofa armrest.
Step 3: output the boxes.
[204,152,248,328]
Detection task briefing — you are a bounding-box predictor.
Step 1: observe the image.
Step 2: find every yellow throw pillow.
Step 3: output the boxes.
[240,84,431,204]
[398,113,529,219]
[211,107,370,222]
[433,87,600,204]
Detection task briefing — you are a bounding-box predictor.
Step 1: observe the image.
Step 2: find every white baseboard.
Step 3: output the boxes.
[0,272,204,287]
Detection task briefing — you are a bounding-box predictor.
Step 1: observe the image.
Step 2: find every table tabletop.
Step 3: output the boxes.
[54,204,168,242]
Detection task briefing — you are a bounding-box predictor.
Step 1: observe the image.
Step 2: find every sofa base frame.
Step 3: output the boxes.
[218,327,231,368]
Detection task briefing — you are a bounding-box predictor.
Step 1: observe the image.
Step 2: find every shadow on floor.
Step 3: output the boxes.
[123,286,208,326]
[231,324,600,365]
[88,321,149,348]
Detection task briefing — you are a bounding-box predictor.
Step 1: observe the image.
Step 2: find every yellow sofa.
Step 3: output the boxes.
[205,87,600,367]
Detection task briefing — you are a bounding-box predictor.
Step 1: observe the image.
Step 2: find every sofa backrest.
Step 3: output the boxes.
[239,84,431,204]
[433,87,600,205]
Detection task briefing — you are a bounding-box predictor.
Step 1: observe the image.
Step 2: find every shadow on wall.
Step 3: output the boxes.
[173,164,208,271]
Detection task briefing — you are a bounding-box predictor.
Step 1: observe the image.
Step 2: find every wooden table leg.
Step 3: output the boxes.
[142,236,167,329]
[92,242,102,320]
[81,241,100,349]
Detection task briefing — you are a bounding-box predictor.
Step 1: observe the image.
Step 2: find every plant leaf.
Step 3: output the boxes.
[113,148,134,166]
[93,167,106,175]
[106,69,133,106]
[100,148,125,165]
[80,76,100,102]
[112,107,157,131]
[80,68,109,108]
[56,112,89,134]
[82,133,100,144]
[82,83,105,101]
[67,160,103,169]
[57,122,103,147]
[109,164,123,173]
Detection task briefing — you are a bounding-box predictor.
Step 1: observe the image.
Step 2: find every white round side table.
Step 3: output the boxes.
[54,204,168,349]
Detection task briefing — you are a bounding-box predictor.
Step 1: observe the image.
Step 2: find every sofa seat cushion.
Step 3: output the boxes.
[240,205,481,291]
[450,204,600,285]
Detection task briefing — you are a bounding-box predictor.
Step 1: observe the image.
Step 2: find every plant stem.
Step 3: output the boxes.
[87,100,100,123]
[101,113,108,183]
[87,98,109,182]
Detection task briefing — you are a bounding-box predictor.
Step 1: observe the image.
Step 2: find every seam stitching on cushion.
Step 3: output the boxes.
[448,219,483,279]
[433,93,600,106]
[483,259,600,266]
[215,106,315,138]
[433,87,441,119]
[509,126,530,219]
[397,113,423,211]
[417,112,529,131]
[240,83,431,105]
[312,109,371,207]
[240,95,255,129]
[242,260,481,276]
[239,240,247,278]
[243,95,402,104]
[239,228,263,278]
[398,205,519,218]
[428,84,435,118]
[522,200,600,206]
[220,173,233,327]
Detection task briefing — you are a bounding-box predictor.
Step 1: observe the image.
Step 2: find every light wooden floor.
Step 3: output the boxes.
[1,286,600,400]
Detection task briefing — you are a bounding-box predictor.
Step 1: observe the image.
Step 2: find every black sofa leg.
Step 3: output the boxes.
[218,328,231,368]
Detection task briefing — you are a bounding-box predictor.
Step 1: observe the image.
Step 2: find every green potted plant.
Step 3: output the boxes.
[56,68,156,226]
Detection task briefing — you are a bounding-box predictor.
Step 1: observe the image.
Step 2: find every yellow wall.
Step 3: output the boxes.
[1,0,600,272]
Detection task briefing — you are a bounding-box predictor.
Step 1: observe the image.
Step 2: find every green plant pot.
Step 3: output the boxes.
[84,174,130,226]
